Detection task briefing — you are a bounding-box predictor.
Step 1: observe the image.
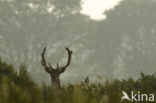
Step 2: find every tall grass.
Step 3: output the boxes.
[0,58,156,103]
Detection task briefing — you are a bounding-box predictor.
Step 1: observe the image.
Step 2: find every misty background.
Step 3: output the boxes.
[0,0,156,85]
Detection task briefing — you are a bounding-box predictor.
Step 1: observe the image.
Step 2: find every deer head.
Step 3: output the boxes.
[41,47,73,88]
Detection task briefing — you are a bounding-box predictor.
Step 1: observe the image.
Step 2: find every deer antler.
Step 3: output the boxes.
[59,47,73,73]
[41,47,72,74]
[64,47,73,68]
[41,47,54,73]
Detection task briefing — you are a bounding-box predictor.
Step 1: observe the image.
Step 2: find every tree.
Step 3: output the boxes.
[0,0,93,84]
[84,0,156,79]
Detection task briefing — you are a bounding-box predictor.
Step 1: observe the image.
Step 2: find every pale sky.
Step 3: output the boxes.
[81,0,122,21]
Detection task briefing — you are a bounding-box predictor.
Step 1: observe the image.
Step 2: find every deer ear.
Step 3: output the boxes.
[59,67,66,74]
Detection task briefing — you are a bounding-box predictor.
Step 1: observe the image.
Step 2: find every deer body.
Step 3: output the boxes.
[41,47,72,89]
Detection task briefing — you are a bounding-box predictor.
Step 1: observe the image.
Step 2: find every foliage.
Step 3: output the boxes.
[0,58,156,103]
[0,58,41,103]
[1,0,156,84]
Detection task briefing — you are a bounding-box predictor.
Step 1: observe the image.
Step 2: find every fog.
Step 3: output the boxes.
[0,0,156,84]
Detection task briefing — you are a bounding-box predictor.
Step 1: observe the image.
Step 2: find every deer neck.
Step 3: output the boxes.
[50,74,61,89]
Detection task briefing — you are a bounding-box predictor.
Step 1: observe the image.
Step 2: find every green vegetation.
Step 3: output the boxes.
[1,0,156,84]
[1,0,156,102]
[0,58,156,103]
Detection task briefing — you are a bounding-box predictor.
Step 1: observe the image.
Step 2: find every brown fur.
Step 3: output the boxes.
[41,47,72,89]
